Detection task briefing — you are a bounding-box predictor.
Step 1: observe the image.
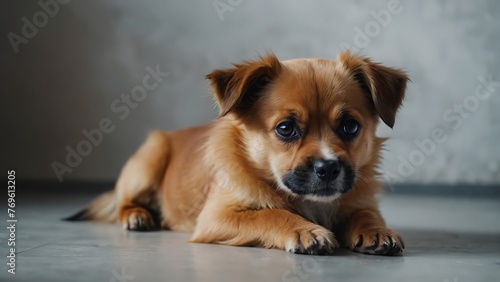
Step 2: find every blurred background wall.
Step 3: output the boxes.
[1,0,499,186]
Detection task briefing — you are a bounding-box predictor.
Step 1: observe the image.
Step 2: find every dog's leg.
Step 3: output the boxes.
[115,131,170,231]
[338,209,404,255]
[191,207,339,255]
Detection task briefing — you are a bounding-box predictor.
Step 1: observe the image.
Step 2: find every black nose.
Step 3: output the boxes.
[313,159,340,181]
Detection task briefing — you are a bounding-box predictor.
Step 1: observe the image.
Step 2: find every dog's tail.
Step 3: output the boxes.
[63,190,118,222]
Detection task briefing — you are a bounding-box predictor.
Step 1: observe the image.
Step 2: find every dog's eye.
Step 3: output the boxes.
[339,119,360,139]
[275,120,299,141]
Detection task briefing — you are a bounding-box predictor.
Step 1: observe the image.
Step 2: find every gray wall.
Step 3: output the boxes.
[2,0,499,185]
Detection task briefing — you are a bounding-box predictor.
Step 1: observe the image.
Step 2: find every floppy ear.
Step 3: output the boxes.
[206,54,282,117]
[337,51,409,128]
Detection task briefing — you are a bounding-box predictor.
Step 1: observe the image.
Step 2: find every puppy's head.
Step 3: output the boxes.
[207,51,408,202]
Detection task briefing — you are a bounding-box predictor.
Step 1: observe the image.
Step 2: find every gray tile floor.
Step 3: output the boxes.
[1,191,500,282]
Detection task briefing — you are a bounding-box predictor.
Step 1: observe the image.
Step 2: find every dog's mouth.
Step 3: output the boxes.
[281,158,355,200]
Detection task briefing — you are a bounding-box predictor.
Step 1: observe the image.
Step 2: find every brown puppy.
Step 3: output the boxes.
[67,51,408,255]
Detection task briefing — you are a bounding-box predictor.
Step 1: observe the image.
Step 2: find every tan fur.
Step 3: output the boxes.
[72,51,408,255]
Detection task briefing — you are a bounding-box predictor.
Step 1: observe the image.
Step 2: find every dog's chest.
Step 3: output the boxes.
[292,200,338,230]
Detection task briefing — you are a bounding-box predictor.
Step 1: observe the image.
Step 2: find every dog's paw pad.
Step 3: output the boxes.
[352,228,404,255]
[287,227,339,255]
[119,207,157,231]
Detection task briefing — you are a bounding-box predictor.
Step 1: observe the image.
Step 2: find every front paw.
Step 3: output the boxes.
[286,226,339,255]
[351,228,404,255]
